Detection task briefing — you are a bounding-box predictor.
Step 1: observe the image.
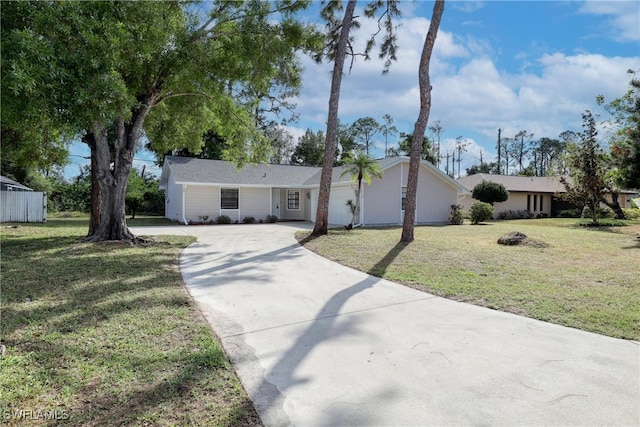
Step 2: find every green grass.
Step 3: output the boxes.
[297,218,640,340]
[1,219,261,426]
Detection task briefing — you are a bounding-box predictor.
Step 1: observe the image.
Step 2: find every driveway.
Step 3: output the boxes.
[131,223,639,426]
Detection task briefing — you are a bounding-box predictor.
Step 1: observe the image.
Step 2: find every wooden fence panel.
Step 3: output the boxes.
[1,191,47,223]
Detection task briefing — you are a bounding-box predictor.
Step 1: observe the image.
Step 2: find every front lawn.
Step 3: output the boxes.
[297,218,640,340]
[1,219,260,426]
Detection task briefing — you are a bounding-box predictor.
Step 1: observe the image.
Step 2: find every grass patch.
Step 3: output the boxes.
[1,219,260,426]
[297,218,640,340]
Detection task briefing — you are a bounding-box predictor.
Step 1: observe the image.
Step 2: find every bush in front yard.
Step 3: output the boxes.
[470,202,494,224]
[266,215,278,223]
[622,208,640,219]
[449,204,464,225]
[497,209,535,220]
[242,216,255,224]
[216,215,231,224]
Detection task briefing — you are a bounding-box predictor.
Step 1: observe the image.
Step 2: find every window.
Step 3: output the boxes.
[527,194,531,211]
[539,194,544,211]
[287,190,300,210]
[402,186,407,211]
[221,188,239,209]
[533,195,538,211]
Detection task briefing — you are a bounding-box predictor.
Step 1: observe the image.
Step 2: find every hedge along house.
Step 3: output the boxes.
[457,173,637,218]
[160,156,469,225]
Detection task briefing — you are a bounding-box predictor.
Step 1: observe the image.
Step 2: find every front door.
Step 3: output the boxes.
[272,189,281,219]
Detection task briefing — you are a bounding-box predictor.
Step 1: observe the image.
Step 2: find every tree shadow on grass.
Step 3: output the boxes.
[2,235,261,426]
[367,241,409,277]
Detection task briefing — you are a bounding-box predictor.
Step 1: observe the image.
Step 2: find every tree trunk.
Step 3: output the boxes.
[603,191,626,219]
[354,176,362,225]
[312,0,357,236]
[401,0,445,243]
[87,104,151,242]
[83,132,101,236]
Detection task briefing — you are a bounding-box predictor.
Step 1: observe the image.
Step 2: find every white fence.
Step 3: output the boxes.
[1,191,47,223]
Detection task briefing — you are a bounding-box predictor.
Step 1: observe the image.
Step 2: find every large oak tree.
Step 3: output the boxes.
[3,0,318,241]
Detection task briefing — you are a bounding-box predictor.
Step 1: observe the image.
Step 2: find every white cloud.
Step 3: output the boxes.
[578,0,640,42]
[286,4,639,172]
[451,1,486,14]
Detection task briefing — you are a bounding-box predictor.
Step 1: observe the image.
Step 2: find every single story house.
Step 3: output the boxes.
[1,175,34,191]
[457,173,637,218]
[159,155,470,226]
[1,175,47,223]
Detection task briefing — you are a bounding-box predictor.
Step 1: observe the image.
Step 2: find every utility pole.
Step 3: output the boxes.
[445,151,450,176]
[454,136,470,179]
[497,128,502,175]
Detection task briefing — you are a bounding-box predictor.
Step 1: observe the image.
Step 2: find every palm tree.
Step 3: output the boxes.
[340,151,383,226]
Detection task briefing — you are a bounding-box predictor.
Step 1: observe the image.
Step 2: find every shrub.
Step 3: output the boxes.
[470,202,494,224]
[472,180,509,205]
[497,209,535,220]
[266,215,278,223]
[449,204,464,225]
[582,206,614,219]
[216,215,231,224]
[242,216,255,224]
[557,209,581,218]
[622,208,640,219]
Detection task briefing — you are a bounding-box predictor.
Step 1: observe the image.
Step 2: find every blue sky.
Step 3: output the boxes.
[64,0,640,178]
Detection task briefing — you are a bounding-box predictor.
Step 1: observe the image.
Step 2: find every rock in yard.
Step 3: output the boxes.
[497,231,528,246]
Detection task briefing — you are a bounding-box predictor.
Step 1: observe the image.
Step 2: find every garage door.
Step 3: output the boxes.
[328,185,356,225]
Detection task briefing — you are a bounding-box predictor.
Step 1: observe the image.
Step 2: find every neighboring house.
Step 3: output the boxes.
[1,175,34,191]
[159,156,469,225]
[458,173,637,218]
[1,175,47,223]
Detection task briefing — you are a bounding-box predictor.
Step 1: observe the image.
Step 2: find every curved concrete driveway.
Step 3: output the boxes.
[131,223,639,426]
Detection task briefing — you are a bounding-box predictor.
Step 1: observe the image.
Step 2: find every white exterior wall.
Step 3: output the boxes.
[185,185,219,222]
[239,187,271,221]
[363,164,403,225]
[283,188,306,220]
[363,162,457,225]
[415,166,458,223]
[310,189,318,222]
[164,174,183,221]
[328,185,356,225]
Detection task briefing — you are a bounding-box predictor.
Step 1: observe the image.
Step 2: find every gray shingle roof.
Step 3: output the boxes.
[162,155,469,193]
[163,156,320,187]
[458,173,567,193]
[0,175,33,191]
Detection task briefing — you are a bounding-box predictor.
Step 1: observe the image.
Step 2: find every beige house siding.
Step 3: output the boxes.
[459,192,552,218]
[239,187,271,221]
[185,185,219,222]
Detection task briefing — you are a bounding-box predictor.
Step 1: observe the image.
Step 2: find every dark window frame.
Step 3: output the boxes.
[221,188,239,209]
[287,189,300,210]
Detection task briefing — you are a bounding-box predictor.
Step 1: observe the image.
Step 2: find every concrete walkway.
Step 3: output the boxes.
[131,223,639,426]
